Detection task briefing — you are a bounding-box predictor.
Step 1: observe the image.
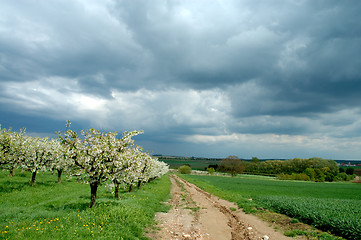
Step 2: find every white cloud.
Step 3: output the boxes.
[106,88,231,131]
[1,78,231,132]
[1,76,109,124]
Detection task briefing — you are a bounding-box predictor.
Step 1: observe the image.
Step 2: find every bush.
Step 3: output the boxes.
[277,173,310,181]
[293,173,311,181]
[206,167,215,174]
[218,156,245,176]
[347,174,356,181]
[336,172,348,181]
[345,167,354,175]
[206,164,218,171]
[178,165,191,174]
[314,168,325,182]
[304,168,315,181]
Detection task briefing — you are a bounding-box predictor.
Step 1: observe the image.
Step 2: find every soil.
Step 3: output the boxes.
[147,175,295,240]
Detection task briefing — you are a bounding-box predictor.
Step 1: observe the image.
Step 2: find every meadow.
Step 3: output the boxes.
[181,174,361,240]
[0,170,170,240]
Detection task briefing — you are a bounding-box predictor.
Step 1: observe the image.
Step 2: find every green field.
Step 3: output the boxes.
[181,174,361,240]
[0,170,170,239]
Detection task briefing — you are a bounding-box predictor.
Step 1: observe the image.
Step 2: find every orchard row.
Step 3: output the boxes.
[0,123,168,207]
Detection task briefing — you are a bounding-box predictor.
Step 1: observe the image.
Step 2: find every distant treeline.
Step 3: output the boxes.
[210,157,358,182]
[159,155,360,181]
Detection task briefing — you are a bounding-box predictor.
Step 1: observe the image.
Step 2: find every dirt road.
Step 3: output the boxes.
[148,175,293,240]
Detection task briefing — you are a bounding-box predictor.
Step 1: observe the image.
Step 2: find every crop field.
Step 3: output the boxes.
[181,174,361,240]
[0,170,170,240]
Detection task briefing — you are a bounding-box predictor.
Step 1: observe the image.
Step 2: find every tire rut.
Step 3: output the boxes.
[175,175,253,240]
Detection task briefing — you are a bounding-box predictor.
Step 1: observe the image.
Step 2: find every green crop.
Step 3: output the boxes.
[256,196,361,239]
[182,174,361,240]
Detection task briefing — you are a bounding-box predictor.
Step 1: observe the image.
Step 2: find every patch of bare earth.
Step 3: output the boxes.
[147,175,295,240]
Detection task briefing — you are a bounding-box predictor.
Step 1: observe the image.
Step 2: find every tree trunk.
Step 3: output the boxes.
[9,168,14,177]
[57,169,63,184]
[128,184,133,192]
[30,171,37,185]
[114,180,119,199]
[89,182,98,208]
[137,180,142,189]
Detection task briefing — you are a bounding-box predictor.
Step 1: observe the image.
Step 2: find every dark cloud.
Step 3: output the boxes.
[1,0,361,158]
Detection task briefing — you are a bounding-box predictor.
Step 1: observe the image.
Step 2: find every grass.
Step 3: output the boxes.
[181,174,359,200]
[0,170,171,239]
[180,174,360,240]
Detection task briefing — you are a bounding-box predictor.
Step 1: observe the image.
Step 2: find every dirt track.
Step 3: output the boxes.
[148,175,293,240]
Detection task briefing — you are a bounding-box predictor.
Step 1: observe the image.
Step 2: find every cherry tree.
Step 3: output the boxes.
[0,127,27,176]
[115,146,146,193]
[102,131,144,198]
[108,146,169,198]
[145,158,169,182]
[21,136,57,185]
[47,139,67,183]
[58,127,143,207]
[2,121,169,207]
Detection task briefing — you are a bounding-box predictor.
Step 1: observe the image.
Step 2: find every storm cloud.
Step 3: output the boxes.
[1,0,361,159]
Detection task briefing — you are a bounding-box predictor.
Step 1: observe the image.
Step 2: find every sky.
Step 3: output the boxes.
[1,0,361,159]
